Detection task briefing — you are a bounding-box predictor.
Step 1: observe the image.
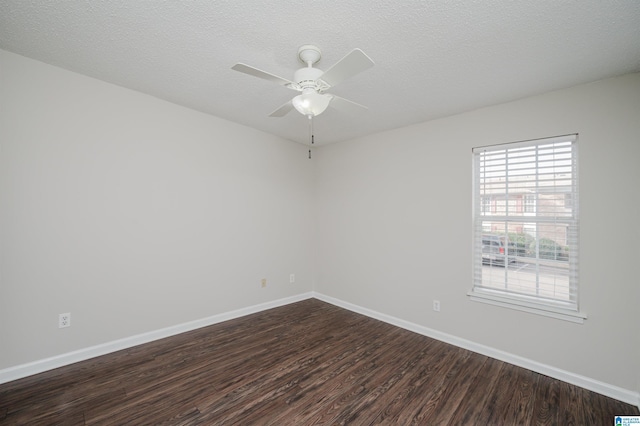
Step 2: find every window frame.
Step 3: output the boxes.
[468,134,585,323]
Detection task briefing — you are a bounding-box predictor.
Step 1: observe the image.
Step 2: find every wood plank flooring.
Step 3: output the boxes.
[1,299,638,425]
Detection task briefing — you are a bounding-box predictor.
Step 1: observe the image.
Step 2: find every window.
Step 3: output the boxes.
[524,193,536,214]
[469,134,584,323]
[480,196,491,214]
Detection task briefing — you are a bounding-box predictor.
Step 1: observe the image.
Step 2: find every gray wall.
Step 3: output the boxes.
[0,49,315,369]
[315,72,640,395]
[1,48,638,401]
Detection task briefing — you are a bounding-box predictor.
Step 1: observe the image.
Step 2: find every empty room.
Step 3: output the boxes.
[1,1,639,424]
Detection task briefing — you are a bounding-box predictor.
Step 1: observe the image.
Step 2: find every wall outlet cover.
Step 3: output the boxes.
[59,313,71,328]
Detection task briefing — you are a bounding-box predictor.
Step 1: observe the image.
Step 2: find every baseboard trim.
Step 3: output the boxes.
[0,292,314,385]
[312,292,640,408]
[2,291,638,409]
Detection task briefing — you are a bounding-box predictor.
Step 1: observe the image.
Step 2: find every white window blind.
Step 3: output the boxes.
[470,135,582,321]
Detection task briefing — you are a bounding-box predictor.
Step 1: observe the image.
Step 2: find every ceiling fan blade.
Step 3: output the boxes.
[232,63,298,89]
[329,95,368,114]
[269,100,294,117]
[319,49,374,88]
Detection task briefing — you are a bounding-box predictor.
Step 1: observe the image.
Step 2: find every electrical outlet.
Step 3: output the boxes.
[261,278,267,288]
[433,300,441,312]
[289,273,295,283]
[59,312,71,328]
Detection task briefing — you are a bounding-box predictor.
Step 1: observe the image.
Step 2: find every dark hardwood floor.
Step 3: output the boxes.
[1,299,638,425]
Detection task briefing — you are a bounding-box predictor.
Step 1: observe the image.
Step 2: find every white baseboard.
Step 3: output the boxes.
[0,292,313,385]
[2,291,638,410]
[312,292,640,408]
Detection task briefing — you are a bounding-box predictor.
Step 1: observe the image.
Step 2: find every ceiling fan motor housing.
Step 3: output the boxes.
[294,67,325,91]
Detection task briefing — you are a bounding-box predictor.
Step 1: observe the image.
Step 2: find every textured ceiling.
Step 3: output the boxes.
[1,1,640,145]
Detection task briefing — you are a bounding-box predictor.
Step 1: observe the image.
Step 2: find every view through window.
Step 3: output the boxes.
[471,135,580,318]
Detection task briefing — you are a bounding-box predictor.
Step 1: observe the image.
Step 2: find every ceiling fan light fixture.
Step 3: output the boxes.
[292,89,331,117]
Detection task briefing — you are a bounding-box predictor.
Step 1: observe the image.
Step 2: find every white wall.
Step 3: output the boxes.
[315,73,640,396]
[2,47,639,402]
[0,49,315,370]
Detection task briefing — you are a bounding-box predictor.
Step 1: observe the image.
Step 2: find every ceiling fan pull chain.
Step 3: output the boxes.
[308,116,314,159]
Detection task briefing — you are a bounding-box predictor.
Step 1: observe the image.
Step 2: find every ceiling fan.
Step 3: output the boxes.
[231,45,374,119]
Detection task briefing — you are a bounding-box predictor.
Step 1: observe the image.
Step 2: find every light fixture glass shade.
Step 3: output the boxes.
[292,90,331,117]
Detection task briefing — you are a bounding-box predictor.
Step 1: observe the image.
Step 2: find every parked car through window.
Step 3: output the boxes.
[481,234,516,265]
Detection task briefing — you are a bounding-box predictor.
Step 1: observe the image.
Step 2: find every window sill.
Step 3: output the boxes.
[467,289,586,324]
